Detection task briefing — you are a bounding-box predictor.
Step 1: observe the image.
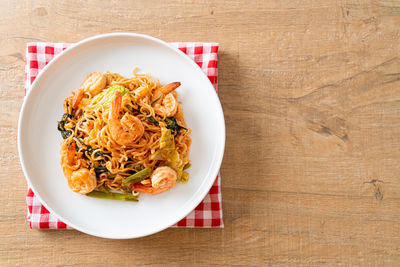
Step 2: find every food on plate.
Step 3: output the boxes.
[57,70,191,201]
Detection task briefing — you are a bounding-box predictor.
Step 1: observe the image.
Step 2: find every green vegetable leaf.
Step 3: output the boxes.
[147,116,160,126]
[92,85,129,106]
[150,127,188,183]
[94,165,108,175]
[57,113,74,139]
[165,117,187,136]
[73,137,95,156]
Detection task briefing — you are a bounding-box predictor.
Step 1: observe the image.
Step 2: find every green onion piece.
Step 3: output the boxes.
[86,191,138,201]
[123,167,153,185]
[183,163,191,170]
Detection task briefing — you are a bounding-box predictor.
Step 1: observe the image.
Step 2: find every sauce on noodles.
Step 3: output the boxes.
[57,70,191,201]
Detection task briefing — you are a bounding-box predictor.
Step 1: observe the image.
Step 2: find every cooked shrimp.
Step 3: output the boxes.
[152,82,180,117]
[152,82,181,102]
[80,72,107,95]
[154,94,178,117]
[61,142,96,194]
[109,91,144,146]
[68,168,97,194]
[72,72,106,109]
[131,166,177,195]
[61,142,78,179]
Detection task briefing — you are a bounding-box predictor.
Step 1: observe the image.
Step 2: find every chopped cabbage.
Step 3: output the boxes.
[150,127,189,183]
[92,85,129,106]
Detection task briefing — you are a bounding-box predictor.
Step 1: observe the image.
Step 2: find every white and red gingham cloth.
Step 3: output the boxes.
[25,41,223,229]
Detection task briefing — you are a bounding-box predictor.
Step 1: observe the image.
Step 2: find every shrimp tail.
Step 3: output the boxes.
[130,183,155,194]
[160,82,181,95]
[72,89,85,109]
[72,72,107,109]
[66,142,76,165]
[130,166,177,195]
[112,91,122,118]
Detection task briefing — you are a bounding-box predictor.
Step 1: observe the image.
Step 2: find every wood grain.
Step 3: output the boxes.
[1,0,399,266]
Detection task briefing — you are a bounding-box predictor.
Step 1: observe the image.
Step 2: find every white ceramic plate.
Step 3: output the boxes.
[18,33,225,239]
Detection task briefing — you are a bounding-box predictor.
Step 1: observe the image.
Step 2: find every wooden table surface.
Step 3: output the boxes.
[1,0,399,266]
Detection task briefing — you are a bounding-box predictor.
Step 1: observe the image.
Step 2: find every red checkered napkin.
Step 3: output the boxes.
[25,41,223,229]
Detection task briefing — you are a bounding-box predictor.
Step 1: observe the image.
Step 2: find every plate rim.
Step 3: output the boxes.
[17,32,226,239]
